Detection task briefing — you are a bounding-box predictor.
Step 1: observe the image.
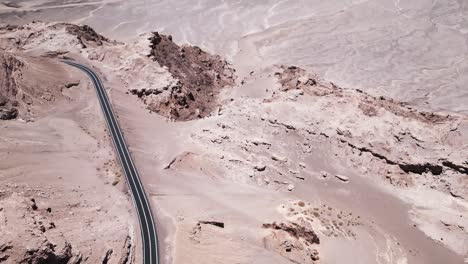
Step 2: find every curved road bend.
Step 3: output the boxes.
[63,61,159,264]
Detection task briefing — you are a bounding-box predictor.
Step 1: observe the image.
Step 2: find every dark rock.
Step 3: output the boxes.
[65,24,108,48]
[64,82,80,88]
[442,160,468,175]
[118,236,132,264]
[20,242,73,264]
[102,249,113,264]
[399,163,443,175]
[263,222,320,245]
[31,198,38,210]
[310,249,319,261]
[254,164,266,172]
[199,221,224,228]
[0,107,17,120]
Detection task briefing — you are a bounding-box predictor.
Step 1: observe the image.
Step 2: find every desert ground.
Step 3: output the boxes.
[0,1,467,264]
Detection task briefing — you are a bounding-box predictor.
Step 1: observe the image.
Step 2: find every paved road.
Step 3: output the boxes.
[63,61,159,264]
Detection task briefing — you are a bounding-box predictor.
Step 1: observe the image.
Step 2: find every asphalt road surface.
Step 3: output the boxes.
[63,60,159,264]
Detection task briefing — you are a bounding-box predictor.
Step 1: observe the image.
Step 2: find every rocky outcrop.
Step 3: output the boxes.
[102,249,113,264]
[0,242,13,262]
[117,236,132,264]
[0,105,18,120]
[0,184,133,264]
[271,65,468,197]
[335,174,349,182]
[342,139,446,176]
[19,242,74,264]
[0,52,22,120]
[138,32,235,121]
[262,222,320,245]
[275,65,455,124]
[0,50,74,120]
[442,160,468,175]
[199,221,225,228]
[398,163,443,175]
[262,221,320,263]
[65,24,108,48]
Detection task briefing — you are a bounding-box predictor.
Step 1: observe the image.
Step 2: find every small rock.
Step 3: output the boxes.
[287,184,295,191]
[440,220,451,227]
[271,154,287,163]
[65,81,80,88]
[288,94,298,101]
[31,198,38,210]
[310,249,319,261]
[199,221,224,228]
[320,171,329,179]
[335,174,349,182]
[289,169,299,175]
[254,164,266,172]
[264,177,270,184]
[298,162,306,168]
[295,175,305,180]
[283,240,293,252]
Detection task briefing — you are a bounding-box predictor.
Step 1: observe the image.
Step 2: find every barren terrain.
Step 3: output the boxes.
[1,1,468,264]
[0,44,135,263]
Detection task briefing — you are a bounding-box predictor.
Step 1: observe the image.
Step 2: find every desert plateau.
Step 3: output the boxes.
[0,1,467,264]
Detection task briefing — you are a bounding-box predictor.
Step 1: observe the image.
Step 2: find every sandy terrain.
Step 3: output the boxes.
[0,29,134,263]
[0,1,468,264]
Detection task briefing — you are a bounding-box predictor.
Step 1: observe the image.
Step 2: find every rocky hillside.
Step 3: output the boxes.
[167,64,468,261]
[0,51,82,120]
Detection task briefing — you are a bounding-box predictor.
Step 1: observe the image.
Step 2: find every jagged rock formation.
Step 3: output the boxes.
[132,32,235,121]
[64,24,109,48]
[117,236,132,264]
[0,184,134,264]
[19,242,75,264]
[262,221,321,263]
